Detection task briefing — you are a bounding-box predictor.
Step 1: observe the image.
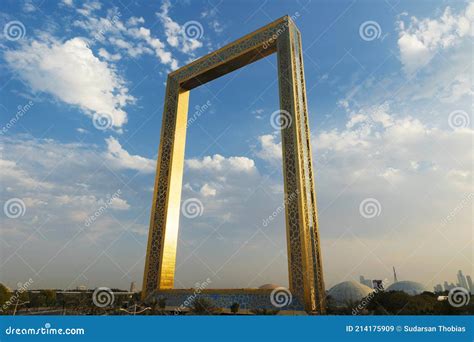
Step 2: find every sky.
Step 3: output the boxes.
[0,0,472,293]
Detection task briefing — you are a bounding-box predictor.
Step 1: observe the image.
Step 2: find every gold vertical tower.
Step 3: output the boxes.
[143,16,326,313]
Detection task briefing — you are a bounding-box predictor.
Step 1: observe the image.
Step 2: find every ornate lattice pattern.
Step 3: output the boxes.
[143,16,326,313]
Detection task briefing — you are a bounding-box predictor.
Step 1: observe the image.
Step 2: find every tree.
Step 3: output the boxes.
[250,308,280,315]
[0,284,11,311]
[191,297,221,315]
[41,290,57,307]
[230,303,240,314]
[158,298,166,310]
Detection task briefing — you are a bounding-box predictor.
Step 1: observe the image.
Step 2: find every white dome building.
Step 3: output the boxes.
[328,281,374,307]
[386,281,427,295]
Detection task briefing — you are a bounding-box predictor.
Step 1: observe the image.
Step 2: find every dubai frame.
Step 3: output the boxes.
[143,16,326,313]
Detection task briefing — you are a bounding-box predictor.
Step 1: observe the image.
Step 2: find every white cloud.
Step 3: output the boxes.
[76,0,102,16]
[23,0,36,12]
[98,48,121,61]
[4,37,135,128]
[157,0,203,55]
[108,197,130,210]
[72,7,178,69]
[104,136,155,173]
[397,3,474,74]
[0,135,151,290]
[255,134,282,165]
[185,154,256,174]
[127,16,145,26]
[200,183,217,197]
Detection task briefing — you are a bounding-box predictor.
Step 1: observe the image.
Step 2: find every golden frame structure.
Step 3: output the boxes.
[143,16,326,313]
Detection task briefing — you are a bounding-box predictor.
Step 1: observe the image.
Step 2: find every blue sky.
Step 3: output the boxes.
[0,0,472,293]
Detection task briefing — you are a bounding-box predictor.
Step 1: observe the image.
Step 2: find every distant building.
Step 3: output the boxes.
[393,267,398,283]
[466,275,473,294]
[443,281,456,291]
[359,276,372,288]
[76,285,87,291]
[457,270,469,290]
[372,280,384,290]
[386,281,427,295]
[433,284,443,293]
[130,281,137,293]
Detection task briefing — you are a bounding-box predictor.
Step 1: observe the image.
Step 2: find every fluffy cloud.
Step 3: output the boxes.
[4,37,134,128]
[105,136,155,173]
[0,136,147,238]
[0,135,150,290]
[397,3,474,74]
[255,134,282,165]
[72,6,179,69]
[200,183,217,197]
[157,0,203,55]
[185,154,256,174]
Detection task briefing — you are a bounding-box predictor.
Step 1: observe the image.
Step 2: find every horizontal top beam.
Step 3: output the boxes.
[169,15,296,90]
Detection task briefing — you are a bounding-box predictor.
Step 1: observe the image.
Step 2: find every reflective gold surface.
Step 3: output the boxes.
[143,16,326,313]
